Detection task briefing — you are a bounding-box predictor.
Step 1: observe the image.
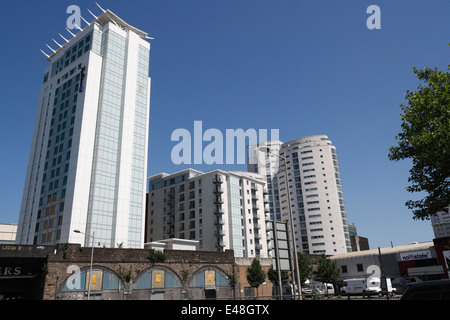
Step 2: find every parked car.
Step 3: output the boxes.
[400,279,450,300]
[392,276,422,294]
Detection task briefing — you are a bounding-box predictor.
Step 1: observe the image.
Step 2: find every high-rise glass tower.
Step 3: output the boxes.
[249,135,352,255]
[16,9,152,248]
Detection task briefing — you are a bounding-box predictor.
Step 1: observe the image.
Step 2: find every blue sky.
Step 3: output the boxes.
[0,0,448,250]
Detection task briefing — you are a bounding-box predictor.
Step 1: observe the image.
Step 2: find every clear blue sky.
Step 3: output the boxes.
[0,0,448,250]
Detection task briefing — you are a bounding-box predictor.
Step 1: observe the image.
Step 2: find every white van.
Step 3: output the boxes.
[324,283,335,295]
[340,277,394,296]
[308,282,335,295]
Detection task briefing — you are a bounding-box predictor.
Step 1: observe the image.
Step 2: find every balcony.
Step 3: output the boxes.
[216,240,226,248]
[214,229,225,237]
[166,216,175,225]
[214,208,224,215]
[251,194,259,201]
[214,197,224,205]
[213,186,224,194]
[253,213,260,220]
[263,188,269,195]
[214,218,225,225]
[213,176,223,184]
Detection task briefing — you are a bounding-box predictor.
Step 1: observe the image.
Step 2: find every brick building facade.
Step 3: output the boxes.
[46,244,237,300]
[0,244,276,300]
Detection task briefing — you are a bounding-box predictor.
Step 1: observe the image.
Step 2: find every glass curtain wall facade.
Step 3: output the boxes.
[229,176,245,257]
[16,10,151,248]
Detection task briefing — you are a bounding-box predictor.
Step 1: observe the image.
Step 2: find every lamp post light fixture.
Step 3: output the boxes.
[73,229,95,300]
[256,146,302,300]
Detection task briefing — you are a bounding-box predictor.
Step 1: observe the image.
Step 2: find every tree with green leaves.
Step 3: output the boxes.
[267,265,289,298]
[297,252,313,285]
[314,254,340,284]
[246,258,266,298]
[267,265,289,285]
[388,63,450,220]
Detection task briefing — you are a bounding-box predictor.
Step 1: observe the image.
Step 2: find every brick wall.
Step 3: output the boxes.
[44,244,237,300]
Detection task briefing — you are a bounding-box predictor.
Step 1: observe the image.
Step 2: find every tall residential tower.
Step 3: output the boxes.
[249,135,352,255]
[16,9,152,248]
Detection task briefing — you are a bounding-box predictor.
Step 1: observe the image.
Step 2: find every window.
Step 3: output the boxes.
[134,269,181,289]
[190,269,229,288]
[356,264,364,272]
[62,268,120,292]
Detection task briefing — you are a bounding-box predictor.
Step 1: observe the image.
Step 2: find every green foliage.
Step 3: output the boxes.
[389,63,450,220]
[62,243,69,259]
[41,263,48,274]
[118,266,133,283]
[226,271,238,288]
[297,252,313,284]
[147,249,167,264]
[246,258,266,289]
[314,254,340,284]
[267,265,289,285]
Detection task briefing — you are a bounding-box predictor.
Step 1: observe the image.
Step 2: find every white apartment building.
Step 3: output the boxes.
[16,8,152,248]
[249,135,352,255]
[147,169,270,258]
[0,224,18,244]
[431,206,450,238]
[247,140,283,221]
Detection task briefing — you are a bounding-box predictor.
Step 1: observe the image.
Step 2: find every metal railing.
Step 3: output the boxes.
[220,293,401,301]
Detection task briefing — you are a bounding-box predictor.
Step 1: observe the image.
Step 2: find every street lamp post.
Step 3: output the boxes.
[256,146,302,300]
[74,229,95,300]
